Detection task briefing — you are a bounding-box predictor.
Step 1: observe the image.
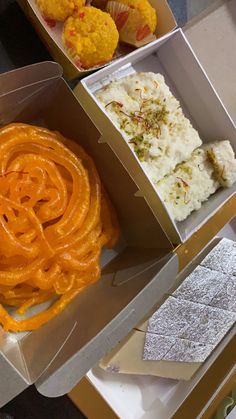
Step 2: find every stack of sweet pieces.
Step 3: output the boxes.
[144,238,236,364]
[96,72,236,221]
[99,239,236,380]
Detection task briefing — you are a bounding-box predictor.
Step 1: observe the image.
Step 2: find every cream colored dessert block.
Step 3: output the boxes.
[99,329,200,380]
[204,140,236,187]
[95,72,202,183]
[156,148,219,221]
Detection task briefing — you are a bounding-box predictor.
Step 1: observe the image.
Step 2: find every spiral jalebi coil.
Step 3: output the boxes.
[0,123,119,332]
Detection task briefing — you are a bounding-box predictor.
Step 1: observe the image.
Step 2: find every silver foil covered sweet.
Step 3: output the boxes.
[201,238,236,276]
[144,238,236,363]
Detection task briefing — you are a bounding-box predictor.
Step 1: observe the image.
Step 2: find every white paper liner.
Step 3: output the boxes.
[106,1,156,47]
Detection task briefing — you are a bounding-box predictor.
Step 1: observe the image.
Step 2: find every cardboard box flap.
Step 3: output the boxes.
[0,61,62,96]
[158,31,236,141]
[3,309,78,384]
[35,251,178,397]
[0,62,63,126]
[184,0,236,124]
[0,352,29,407]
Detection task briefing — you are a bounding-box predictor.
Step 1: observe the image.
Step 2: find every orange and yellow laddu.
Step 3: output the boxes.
[63,6,119,68]
[36,0,86,21]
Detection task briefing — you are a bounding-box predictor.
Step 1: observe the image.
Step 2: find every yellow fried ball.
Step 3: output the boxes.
[116,0,157,33]
[36,0,86,22]
[63,6,119,69]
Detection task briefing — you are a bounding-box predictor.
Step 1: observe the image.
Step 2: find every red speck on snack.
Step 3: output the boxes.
[65,40,73,49]
[115,11,129,30]
[75,58,83,68]
[43,16,56,28]
[136,24,151,41]
[177,177,189,188]
[69,30,76,36]
[79,11,85,18]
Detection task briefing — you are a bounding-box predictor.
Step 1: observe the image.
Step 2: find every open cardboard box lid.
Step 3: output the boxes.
[17,0,177,80]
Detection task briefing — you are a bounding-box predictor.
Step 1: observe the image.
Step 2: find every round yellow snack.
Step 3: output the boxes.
[116,0,157,33]
[36,0,86,22]
[63,6,119,69]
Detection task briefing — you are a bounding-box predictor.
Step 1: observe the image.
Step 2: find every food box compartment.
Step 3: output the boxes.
[0,61,180,407]
[76,217,236,419]
[76,28,236,244]
[17,0,176,80]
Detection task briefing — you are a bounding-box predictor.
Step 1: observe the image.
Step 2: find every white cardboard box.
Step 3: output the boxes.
[81,217,236,419]
[75,28,236,244]
[18,0,176,79]
[0,62,180,407]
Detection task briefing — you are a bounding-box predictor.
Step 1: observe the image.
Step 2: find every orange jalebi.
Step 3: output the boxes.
[0,123,119,332]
